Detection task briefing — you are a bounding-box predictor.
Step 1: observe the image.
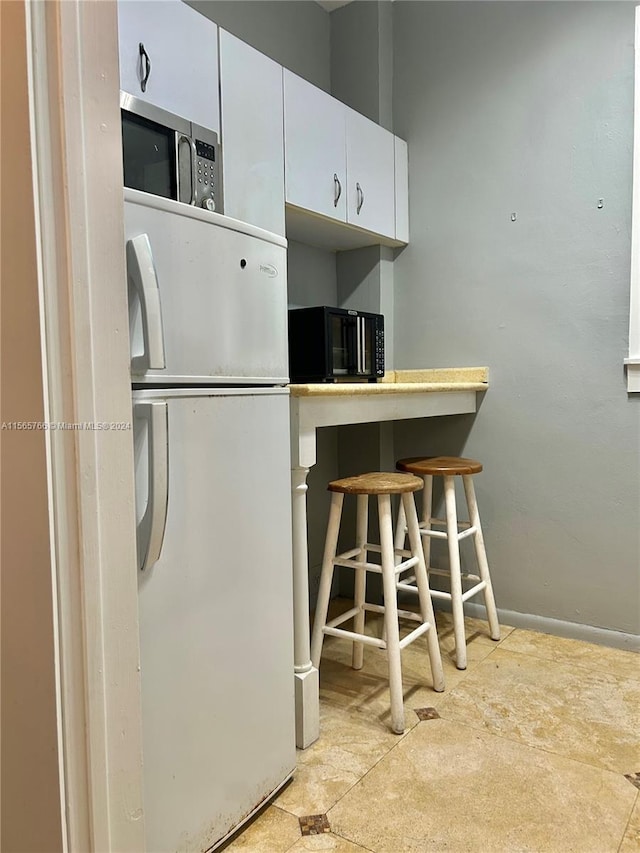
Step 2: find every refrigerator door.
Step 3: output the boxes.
[125,188,289,385]
[133,387,295,852]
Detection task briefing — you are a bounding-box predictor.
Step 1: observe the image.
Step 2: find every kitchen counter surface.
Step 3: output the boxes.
[289,366,488,396]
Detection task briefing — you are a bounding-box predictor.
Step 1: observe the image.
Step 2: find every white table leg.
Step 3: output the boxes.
[291,465,320,749]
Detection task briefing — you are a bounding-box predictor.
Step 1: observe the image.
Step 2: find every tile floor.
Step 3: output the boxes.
[225,602,640,853]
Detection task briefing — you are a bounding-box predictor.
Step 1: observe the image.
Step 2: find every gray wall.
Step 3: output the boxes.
[393,1,640,635]
[331,1,390,127]
[186,0,331,90]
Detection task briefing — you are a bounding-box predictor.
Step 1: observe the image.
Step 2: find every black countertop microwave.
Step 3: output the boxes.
[288,306,385,383]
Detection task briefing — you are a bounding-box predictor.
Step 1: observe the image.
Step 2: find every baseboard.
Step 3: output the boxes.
[445,601,640,653]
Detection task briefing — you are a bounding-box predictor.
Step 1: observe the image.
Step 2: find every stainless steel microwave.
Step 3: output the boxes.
[120,92,222,213]
[288,306,385,383]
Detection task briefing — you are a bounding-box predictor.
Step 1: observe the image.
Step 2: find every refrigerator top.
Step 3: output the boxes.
[124,187,288,250]
[132,386,291,400]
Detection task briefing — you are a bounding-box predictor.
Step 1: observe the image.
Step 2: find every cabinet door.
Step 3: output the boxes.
[118,0,219,133]
[284,71,347,222]
[219,30,285,236]
[346,108,395,239]
[394,136,409,243]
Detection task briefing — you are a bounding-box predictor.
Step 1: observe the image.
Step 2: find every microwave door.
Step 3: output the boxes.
[122,110,177,201]
[331,315,356,376]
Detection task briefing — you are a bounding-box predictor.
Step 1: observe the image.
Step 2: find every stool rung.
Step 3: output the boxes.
[364,602,424,624]
[326,606,360,629]
[424,581,487,602]
[337,546,367,560]
[322,625,385,649]
[333,556,382,572]
[334,555,419,575]
[398,573,484,597]
[360,543,422,560]
[419,525,477,542]
[422,518,472,530]
[461,581,487,602]
[427,568,481,583]
[398,621,431,650]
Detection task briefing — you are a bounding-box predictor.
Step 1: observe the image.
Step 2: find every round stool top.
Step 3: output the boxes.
[328,472,424,495]
[397,456,483,476]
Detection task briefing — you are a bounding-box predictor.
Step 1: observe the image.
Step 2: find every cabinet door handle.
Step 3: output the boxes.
[356,182,365,215]
[139,42,151,92]
[334,173,342,208]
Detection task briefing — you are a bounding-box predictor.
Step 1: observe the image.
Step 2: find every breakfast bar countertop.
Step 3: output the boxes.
[288,366,488,396]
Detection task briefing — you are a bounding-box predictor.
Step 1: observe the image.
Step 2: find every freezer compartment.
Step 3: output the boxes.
[132,387,295,852]
[125,189,289,384]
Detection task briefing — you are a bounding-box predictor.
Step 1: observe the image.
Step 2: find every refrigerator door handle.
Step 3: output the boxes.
[135,401,169,572]
[127,234,166,371]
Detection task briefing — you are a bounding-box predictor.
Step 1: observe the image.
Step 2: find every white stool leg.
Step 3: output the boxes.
[402,493,445,692]
[352,493,369,670]
[379,494,405,734]
[311,492,344,669]
[463,475,500,641]
[444,475,467,670]
[420,474,434,571]
[394,497,407,562]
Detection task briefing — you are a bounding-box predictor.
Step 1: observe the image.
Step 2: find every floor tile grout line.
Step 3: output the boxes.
[433,711,638,779]
[271,714,421,825]
[329,827,377,853]
[616,788,639,853]
[495,642,640,685]
[301,715,424,825]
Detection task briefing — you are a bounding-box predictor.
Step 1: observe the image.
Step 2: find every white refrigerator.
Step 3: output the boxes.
[125,188,295,852]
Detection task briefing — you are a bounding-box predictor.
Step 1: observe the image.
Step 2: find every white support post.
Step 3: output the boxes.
[291,466,320,748]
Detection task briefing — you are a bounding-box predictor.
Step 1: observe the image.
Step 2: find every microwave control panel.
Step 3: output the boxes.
[195,138,218,212]
[375,322,385,376]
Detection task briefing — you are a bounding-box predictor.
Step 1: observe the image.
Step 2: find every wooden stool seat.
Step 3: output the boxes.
[397,456,483,476]
[329,472,423,495]
[311,471,445,735]
[395,455,499,670]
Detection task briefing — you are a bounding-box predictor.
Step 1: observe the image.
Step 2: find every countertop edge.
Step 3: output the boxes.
[288,381,488,397]
[289,366,489,397]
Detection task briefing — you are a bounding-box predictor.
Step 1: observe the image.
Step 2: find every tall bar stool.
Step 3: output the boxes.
[395,456,500,670]
[311,472,445,735]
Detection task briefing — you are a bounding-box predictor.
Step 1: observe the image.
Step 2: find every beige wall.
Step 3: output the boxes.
[0,2,65,850]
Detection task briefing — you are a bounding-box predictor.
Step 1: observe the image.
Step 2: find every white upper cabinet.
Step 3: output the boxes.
[219,31,285,236]
[118,0,219,133]
[345,108,396,239]
[284,71,347,222]
[284,70,408,248]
